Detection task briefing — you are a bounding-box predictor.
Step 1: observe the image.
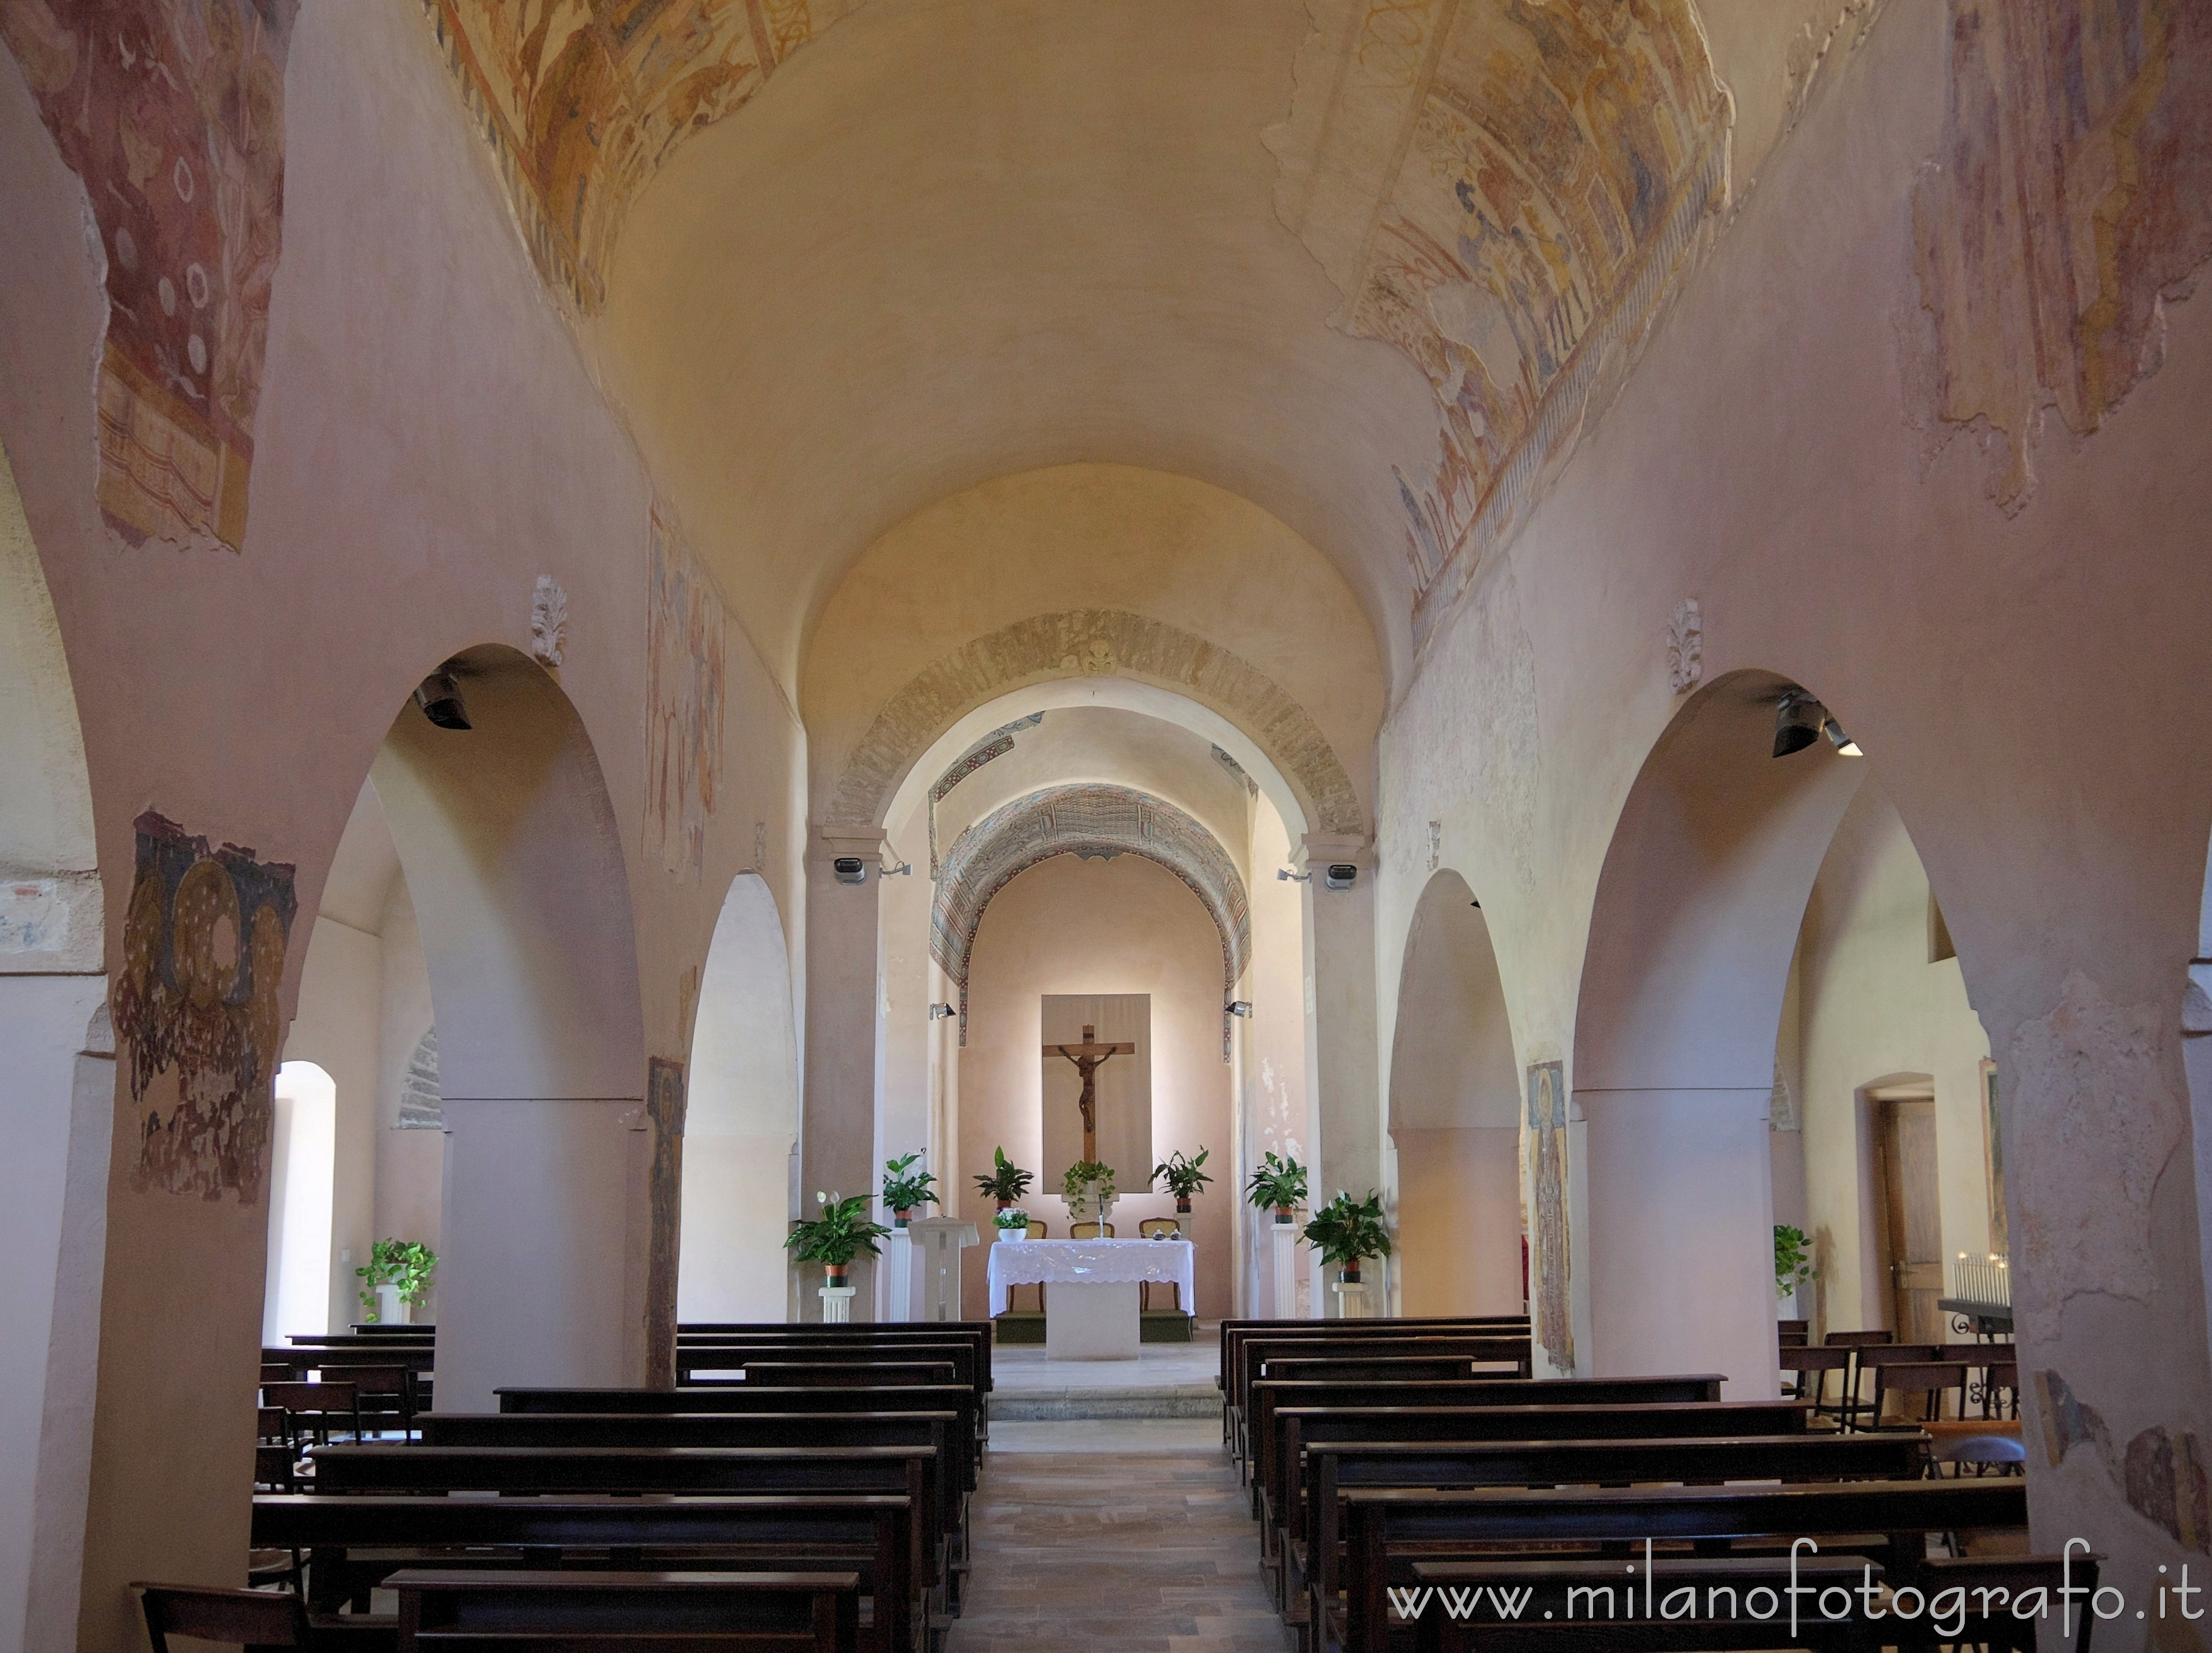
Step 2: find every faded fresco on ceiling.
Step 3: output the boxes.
[645,504,727,882]
[2,0,296,553]
[1269,0,1727,648]
[420,0,862,307]
[1912,0,2212,513]
[115,811,299,1202]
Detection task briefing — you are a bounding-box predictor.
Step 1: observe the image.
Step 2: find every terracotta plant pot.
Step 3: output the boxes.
[892,1209,911,1229]
[823,1263,849,1285]
[1340,1264,1362,1284]
[1175,1197,1193,1215]
[1274,1206,1294,1224]
[995,1198,1012,1212]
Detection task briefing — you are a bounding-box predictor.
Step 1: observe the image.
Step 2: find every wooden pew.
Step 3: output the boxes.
[685,1361,958,1391]
[1336,1477,2028,1653]
[1232,1336,1534,1458]
[420,1410,970,1490]
[1295,1433,1930,1642]
[498,1386,986,1466]
[677,1343,977,1390]
[389,1567,861,1652]
[1220,1321,1528,1446]
[308,1443,948,1626]
[682,1324,995,1392]
[1249,1376,1727,1510]
[253,1494,919,1653]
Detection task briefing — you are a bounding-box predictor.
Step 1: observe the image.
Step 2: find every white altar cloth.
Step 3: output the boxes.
[986,1238,1195,1317]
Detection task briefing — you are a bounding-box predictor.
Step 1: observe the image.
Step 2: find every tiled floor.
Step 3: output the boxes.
[949,1418,1288,1651]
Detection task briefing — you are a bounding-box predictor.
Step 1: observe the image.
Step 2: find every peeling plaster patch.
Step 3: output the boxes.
[2125,1426,2212,1553]
[2037,1367,2114,1467]
[2007,972,2182,1339]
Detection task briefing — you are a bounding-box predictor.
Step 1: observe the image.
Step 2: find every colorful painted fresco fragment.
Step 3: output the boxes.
[1,0,296,552]
[644,1055,687,1389]
[420,0,863,306]
[114,811,297,1202]
[1525,1059,1572,1371]
[645,506,726,882]
[1913,0,2212,511]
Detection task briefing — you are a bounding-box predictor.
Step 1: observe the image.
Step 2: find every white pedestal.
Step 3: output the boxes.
[1044,1281,1140,1359]
[906,1218,981,1322]
[1270,1220,1299,1319]
[819,1284,857,1324]
[1331,1280,1372,1320]
[886,1227,914,1323]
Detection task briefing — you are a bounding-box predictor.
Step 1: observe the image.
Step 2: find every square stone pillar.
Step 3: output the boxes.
[802,829,888,1320]
[1301,833,1380,1226]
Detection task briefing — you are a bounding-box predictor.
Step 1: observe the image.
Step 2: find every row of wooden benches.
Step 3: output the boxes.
[146,1321,1004,1652]
[1209,1316,2067,1653]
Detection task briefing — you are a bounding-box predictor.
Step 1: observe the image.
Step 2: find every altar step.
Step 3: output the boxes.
[989,1382,1223,1421]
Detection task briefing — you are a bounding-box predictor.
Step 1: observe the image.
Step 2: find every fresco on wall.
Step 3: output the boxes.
[114,811,298,1202]
[1913,0,2212,513]
[1525,1060,1572,1371]
[1268,0,1726,648]
[420,0,863,307]
[2,0,297,552]
[644,1055,686,1388]
[645,506,726,882]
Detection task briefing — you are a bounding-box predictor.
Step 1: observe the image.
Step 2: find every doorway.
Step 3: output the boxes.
[1869,1085,1942,1344]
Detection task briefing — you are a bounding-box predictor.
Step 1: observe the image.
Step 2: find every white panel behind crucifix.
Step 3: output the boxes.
[1041,993,1151,1183]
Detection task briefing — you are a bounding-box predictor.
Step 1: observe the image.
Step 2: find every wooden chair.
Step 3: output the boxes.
[1871,1360,1969,1432]
[1779,1344,1850,1423]
[1138,1218,1182,1311]
[344,1365,417,1438]
[1069,1220,1116,1238]
[1822,1328,1896,1428]
[1778,1317,1809,1347]
[133,1582,309,1651]
[261,1381,362,1448]
[1009,1220,1048,1312]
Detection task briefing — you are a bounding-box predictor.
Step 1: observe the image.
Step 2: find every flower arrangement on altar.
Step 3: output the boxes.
[994,1207,1032,1238]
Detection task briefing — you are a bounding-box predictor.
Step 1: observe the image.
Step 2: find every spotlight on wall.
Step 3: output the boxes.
[927,1003,956,1021]
[1277,867,1312,883]
[412,669,471,731]
[832,856,868,885]
[1823,717,1863,758]
[1227,1000,1255,1019]
[1771,690,1826,758]
[1324,863,1359,891]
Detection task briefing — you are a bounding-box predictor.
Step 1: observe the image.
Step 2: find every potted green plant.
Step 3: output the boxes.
[355,1238,436,1325]
[993,1207,1032,1241]
[1060,1159,1117,1224]
[1244,1151,1307,1224]
[1151,1146,1213,1215]
[785,1192,893,1287]
[1775,1224,1816,1316]
[880,1153,939,1228]
[1303,1191,1391,1284]
[972,1146,1035,1212]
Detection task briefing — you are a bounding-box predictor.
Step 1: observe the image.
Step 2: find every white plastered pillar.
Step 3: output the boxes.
[1302,833,1379,1315]
[802,829,888,1320]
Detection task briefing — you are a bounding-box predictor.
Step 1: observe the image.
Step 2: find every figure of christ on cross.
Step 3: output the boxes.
[1047,1023,1137,1161]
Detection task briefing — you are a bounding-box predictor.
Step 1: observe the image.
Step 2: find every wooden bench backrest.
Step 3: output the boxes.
[683,1360,957,1390]
[387,1567,861,1653]
[1219,1318,1526,1394]
[1236,1335,1533,1419]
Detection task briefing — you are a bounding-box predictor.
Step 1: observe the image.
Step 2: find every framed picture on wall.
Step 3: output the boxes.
[1981,1058,2007,1255]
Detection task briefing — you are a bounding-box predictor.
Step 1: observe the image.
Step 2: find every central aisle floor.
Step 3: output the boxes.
[949,1417,1289,1651]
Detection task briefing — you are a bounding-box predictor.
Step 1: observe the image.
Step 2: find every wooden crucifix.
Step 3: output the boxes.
[1047,1023,1136,1161]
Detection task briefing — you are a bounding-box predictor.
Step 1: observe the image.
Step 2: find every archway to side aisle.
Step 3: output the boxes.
[0,435,108,1652]
[1573,669,1997,1396]
[366,644,648,1409]
[1387,870,1523,1317]
[679,871,802,1324]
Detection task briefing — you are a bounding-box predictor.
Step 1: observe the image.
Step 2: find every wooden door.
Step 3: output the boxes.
[1876,1098,1944,1345]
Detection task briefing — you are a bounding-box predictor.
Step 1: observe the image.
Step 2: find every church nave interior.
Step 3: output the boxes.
[1,0,2208,1649]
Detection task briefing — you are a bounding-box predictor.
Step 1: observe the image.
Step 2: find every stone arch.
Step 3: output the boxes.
[1387,869,1522,1315]
[367,643,649,1408]
[827,610,1365,838]
[932,783,1251,1049]
[1572,669,1869,1391]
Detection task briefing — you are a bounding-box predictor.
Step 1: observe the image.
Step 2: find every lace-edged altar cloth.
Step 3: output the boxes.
[986,1237,1195,1316]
